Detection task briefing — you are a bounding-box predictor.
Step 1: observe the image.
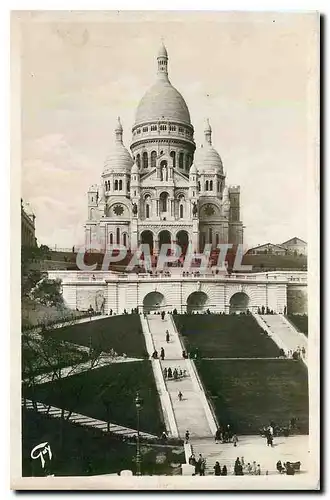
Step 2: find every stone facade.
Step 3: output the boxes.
[48,270,307,316]
[84,43,244,253]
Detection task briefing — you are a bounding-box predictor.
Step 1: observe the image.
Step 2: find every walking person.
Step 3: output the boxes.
[221,465,228,476]
[161,311,165,320]
[167,367,172,378]
[252,461,257,475]
[166,330,170,343]
[214,461,221,476]
[215,428,222,444]
[301,346,306,358]
[233,434,238,447]
[178,391,183,401]
[256,464,261,475]
[173,368,178,380]
[163,367,167,379]
[160,347,165,360]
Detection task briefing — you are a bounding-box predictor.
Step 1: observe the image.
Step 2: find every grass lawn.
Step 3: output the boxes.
[174,314,281,358]
[46,315,147,358]
[22,409,184,476]
[196,359,309,434]
[287,315,308,337]
[24,361,165,436]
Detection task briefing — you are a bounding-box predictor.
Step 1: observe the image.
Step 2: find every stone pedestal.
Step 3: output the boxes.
[181,464,195,476]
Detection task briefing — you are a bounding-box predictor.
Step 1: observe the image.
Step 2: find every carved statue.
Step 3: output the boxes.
[192,201,198,216]
[132,202,138,216]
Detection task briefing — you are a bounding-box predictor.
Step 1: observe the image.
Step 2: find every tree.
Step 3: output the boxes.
[22,331,104,450]
[30,278,64,307]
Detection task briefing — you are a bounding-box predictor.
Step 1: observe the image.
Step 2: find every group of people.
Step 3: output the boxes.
[276,460,299,475]
[188,453,207,476]
[288,346,306,360]
[234,457,261,476]
[163,367,187,380]
[214,425,237,445]
[151,347,166,360]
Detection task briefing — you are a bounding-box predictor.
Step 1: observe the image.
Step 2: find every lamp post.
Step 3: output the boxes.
[135,392,143,476]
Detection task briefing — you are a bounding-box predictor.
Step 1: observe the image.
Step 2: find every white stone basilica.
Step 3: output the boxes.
[84,43,244,253]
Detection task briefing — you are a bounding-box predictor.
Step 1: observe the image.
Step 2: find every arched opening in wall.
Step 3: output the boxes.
[216,233,220,246]
[144,195,151,219]
[187,291,208,313]
[140,230,154,254]
[209,228,213,245]
[119,180,123,190]
[116,228,120,245]
[143,291,165,314]
[180,204,184,219]
[170,151,176,168]
[229,292,250,314]
[177,230,189,254]
[123,233,127,247]
[179,152,184,169]
[158,230,171,250]
[160,192,169,213]
[185,154,190,171]
[114,180,118,191]
[160,161,168,181]
[143,151,148,168]
[198,181,201,192]
[109,233,113,245]
[146,204,150,219]
[210,180,213,191]
[136,154,141,169]
[151,151,157,168]
[205,180,209,191]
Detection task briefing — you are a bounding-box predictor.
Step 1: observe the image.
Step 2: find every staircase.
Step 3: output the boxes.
[145,314,215,439]
[258,314,308,366]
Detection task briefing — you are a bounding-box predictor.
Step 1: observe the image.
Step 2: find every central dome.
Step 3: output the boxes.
[135,80,191,126]
[134,42,191,127]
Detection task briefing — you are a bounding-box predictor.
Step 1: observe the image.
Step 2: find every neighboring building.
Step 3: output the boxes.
[21,199,37,247]
[280,237,307,256]
[247,243,287,256]
[84,43,244,253]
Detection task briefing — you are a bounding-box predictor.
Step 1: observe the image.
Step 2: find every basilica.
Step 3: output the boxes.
[84,43,244,254]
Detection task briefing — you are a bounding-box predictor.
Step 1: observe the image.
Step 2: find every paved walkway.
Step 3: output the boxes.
[258,314,308,366]
[23,399,157,439]
[30,355,143,385]
[190,434,309,475]
[146,314,214,439]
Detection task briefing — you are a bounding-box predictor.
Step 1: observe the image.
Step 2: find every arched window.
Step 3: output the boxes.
[116,228,120,244]
[160,192,168,212]
[210,180,213,191]
[209,228,213,244]
[217,181,220,192]
[198,181,201,192]
[109,233,113,244]
[151,151,157,168]
[127,180,130,191]
[143,151,148,168]
[180,204,184,218]
[185,154,190,171]
[146,204,150,218]
[123,233,127,247]
[179,152,184,169]
[119,179,123,190]
[136,154,141,169]
[216,233,219,246]
[170,151,176,168]
[205,180,209,191]
[114,180,118,191]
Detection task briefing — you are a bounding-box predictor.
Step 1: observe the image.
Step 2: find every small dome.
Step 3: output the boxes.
[158,41,168,58]
[194,144,223,174]
[131,162,139,174]
[189,163,198,174]
[103,119,133,174]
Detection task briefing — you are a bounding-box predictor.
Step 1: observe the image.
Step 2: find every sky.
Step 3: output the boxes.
[18,10,318,249]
